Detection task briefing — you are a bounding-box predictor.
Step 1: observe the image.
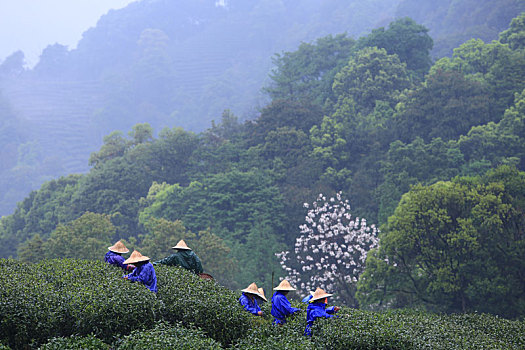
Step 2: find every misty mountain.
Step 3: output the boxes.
[0,0,522,217]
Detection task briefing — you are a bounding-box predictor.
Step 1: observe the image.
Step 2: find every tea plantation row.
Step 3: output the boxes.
[0,259,523,349]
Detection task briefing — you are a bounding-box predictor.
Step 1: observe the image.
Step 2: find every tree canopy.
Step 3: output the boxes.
[1,14,525,318]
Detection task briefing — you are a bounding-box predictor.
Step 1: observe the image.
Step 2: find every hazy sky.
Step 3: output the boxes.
[0,0,139,67]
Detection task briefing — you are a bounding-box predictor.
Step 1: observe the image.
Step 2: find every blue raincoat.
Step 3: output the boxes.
[302,294,313,303]
[271,291,301,324]
[105,251,133,271]
[124,262,158,293]
[239,293,261,315]
[304,301,338,336]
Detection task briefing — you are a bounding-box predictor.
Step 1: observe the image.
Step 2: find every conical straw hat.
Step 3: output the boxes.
[241,282,261,296]
[172,239,191,250]
[273,279,296,291]
[108,240,129,254]
[123,250,150,264]
[310,287,333,302]
[257,288,267,302]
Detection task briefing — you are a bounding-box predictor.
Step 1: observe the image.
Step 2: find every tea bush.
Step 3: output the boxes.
[1,259,524,349]
[155,265,253,346]
[115,321,222,349]
[233,324,316,350]
[311,308,525,350]
[37,334,109,350]
[0,259,162,349]
[232,302,316,350]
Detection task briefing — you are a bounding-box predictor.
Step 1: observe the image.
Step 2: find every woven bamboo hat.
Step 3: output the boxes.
[310,287,333,302]
[257,288,268,302]
[123,250,150,264]
[273,279,296,291]
[172,239,191,250]
[108,240,129,254]
[241,282,261,296]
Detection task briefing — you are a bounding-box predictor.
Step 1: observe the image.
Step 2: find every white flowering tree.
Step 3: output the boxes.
[276,192,379,307]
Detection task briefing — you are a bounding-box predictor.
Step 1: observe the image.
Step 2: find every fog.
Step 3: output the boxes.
[0,0,522,218]
[0,0,137,67]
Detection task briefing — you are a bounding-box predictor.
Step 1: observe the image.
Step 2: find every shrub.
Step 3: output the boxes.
[1,259,524,349]
[155,265,253,346]
[115,321,222,349]
[232,302,316,350]
[37,334,109,350]
[311,308,525,350]
[0,259,163,349]
[312,308,415,349]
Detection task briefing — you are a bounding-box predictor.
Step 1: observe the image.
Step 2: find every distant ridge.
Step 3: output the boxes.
[0,78,103,174]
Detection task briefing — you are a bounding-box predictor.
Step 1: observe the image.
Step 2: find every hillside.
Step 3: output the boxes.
[0,0,523,216]
[1,259,523,350]
[1,11,524,319]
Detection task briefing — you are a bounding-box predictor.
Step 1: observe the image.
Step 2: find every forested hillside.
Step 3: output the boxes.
[0,0,522,217]
[1,12,524,320]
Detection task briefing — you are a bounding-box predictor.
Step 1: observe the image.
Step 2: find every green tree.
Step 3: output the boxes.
[192,228,239,288]
[17,233,44,263]
[244,99,323,147]
[43,212,116,260]
[332,47,411,115]
[139,169,286,243]
[234,221,286,289]
[377,137,464,224]
[458,89,525,170]
[434,37,525,120]
[73,156,152,236]
[0,174,81,258]
[151,127,200,185]
[357,17,433,79]
[128,123,154,146]
[499,12,525,50]
[88,131,129,167]
[138,170,287,287]
[311,47,410,171]
[264,33,355,104]
[309,47,410,215]
[74,126,199,238]
[138,217,194,260]
[358,166,525,318]
[394,69,492,143]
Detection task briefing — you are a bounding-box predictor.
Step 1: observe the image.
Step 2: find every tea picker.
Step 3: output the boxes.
[105,240,135,271]
[239,282,264,316]
[123,250,158,293]
[271,279,301,325]
[153,239,203,275]
[304,287,340,336]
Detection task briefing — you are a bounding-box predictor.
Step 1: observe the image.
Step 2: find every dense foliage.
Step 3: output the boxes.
[312,309,525,350]
[116,322,222,350]
[0,1,523,218]
[0,259,254,349]
[38,334,109,350]
[0,259,161,348]
[357,166,525,318]
[0,12,524,322]
[155,265,253,346]
[1,259,523,350]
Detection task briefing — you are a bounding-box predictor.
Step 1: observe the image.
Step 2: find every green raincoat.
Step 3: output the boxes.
[153,250,203,274]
